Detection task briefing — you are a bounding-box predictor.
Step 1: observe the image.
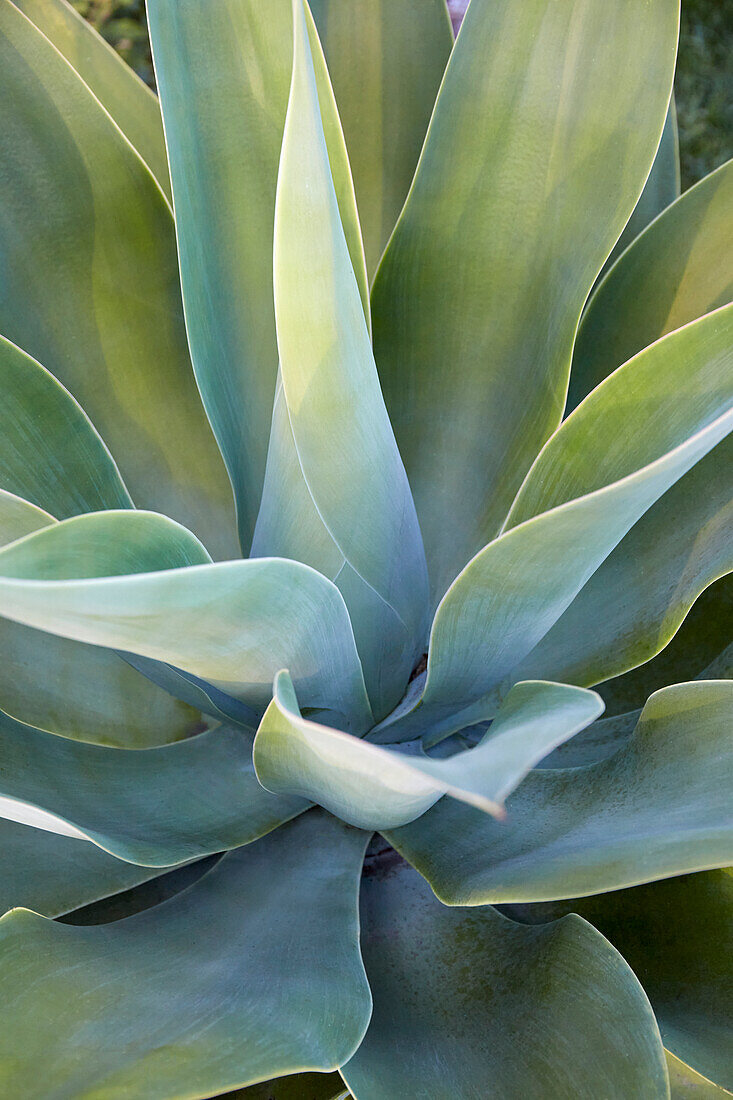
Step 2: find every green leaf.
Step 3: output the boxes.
[0,511,373,729]
[598,575,733,717]
[59,858,221,925]
[387,304,733,741]
[570,156,733,410]
[504,870,733,1091]
[0,490,54,546]
[386,681,733,903]
[0,710,305,866]
[371,0,679,601]
[0,818,168,918]
[341,857,668,1099]
[253,0,428,720]
[255,673,602,829]
[597,98,680,283]
[666,1050,732,1099]
[510,434,732,693]
[0,812,372,1097]
[147,0,367,550]
[0,334,131,517]
[309,0,452,280]
[11,0,170,199]
[0,0,237,558]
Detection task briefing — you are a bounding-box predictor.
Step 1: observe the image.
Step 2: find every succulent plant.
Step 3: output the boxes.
[0,0,730,1096]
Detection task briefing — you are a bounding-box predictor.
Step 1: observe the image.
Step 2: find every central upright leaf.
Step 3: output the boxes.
[267,0,429,718]
[372,0,680,602]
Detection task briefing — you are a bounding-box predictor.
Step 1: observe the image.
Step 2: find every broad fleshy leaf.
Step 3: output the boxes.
[0,334,131,517]
[0,0,237,557]
[11,0,170,198]
[254,673,602,829]
[0,511,373,729]
[598,98,680,282]
[0,491,54,546]
[0,819,168,919]
[503,869,732,1091]
[254,0,428,719]
[570,156,733,409]
[0,711,305,865]
[598,574,732,717]
[59,858,221,925]
[309,0,452,279]
[341,857,668,1099]
[0,812,372,1097]
[510,434,732,692]
[383,304,733,741]
[386,681,733,903]
[371,0,679,601]
[148,0,367,550]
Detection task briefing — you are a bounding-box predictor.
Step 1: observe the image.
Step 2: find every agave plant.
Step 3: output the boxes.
[0,0,730,1095]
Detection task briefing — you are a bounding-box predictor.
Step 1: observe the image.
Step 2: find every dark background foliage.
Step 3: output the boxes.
[74,0,732,190]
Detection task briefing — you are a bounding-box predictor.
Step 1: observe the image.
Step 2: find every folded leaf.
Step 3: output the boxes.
[257,0,428,720]
[503,869,732,1091]
[148,0,366,550]
[255,673,602,829]
[384,305,733,740]
[666,1050,732,1099]
[309,0,452,279]
[11,0,171,199]
[372,0,679,601]
[0,818,168,919]
[0,0,237,557]
[571,156,733,409]
[0,711,306,865]
[341,857,668,1099]
[0,334,131,517]
[386,681,733,903]
[0,511,373,729]
[0,812,372,1098]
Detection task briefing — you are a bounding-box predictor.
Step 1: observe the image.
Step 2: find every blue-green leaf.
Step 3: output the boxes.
[385,305,733,741]
[148,0,367,550]
[309,0,452,280]
[0,711,305,866]
[253,0,428,720]
[11,0,170,199]
[254,674,602,829]
[372,0,679,601]
[570,156,733,410]
[0,818,171,919]
[0,334,131,517]
[0,812,371,1097]
[0,0,237,557]
[504,869,732,1091]
[386,681,733,903]
[0,511,373,729]
[341,857,668,1099]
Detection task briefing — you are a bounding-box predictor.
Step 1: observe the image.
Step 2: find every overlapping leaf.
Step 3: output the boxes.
[11,0,171,198]
[0,710,305,866]
[372,0,679,600]
[571,156,733,409]
[0,813,372,1098]
[148,0,367,550]
[342,858,668,1099]
[254,673,602,829]
[309,0,452,279]
[386,681,733,904]
[0,511,373,729]
[0,0,237,557]
[378,304,733,741]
